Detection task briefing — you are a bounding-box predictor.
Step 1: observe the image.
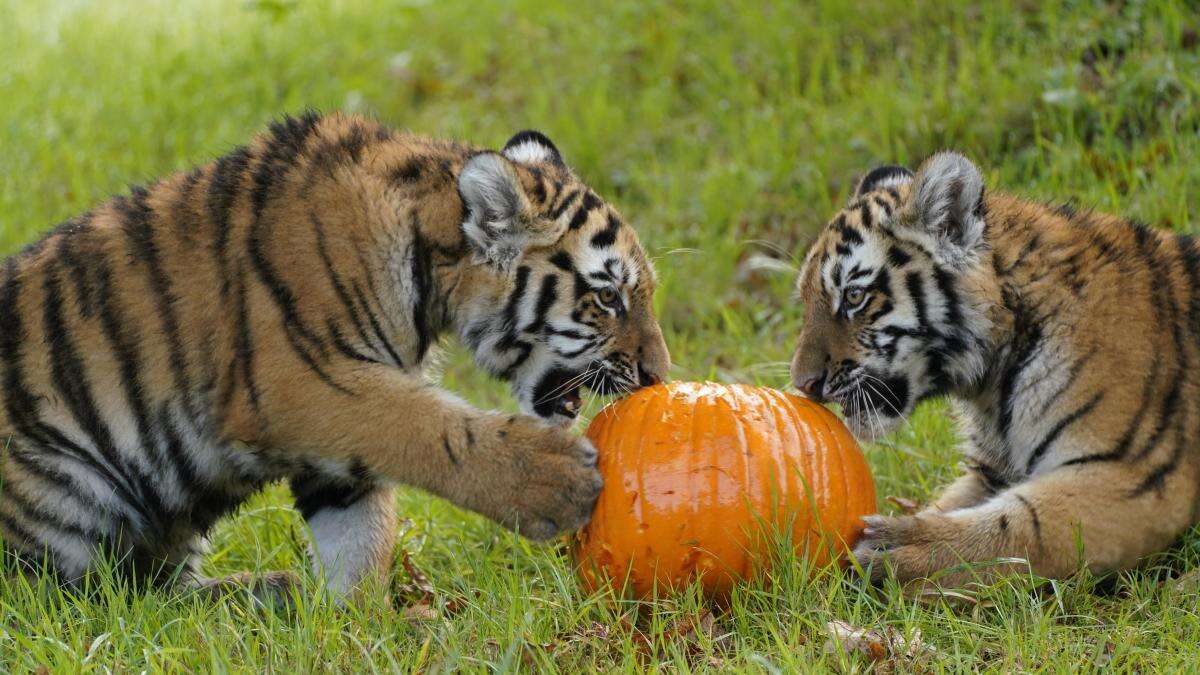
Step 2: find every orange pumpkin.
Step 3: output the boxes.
[572,382,876,599]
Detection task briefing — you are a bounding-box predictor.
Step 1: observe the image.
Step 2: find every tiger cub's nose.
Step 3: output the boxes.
[794,371,827,402]
[636,363,663,388]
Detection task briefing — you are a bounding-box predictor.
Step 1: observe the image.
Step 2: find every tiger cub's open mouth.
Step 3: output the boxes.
[533,366,628,421]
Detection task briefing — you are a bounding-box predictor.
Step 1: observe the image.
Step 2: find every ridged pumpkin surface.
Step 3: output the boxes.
[573,382,876,599]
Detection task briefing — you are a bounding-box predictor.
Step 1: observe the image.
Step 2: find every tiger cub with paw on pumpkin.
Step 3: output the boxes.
[791,152,1198,585]
[0,112,669,598]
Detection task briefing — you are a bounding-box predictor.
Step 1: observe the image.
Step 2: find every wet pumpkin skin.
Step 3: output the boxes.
[573,382,876,599]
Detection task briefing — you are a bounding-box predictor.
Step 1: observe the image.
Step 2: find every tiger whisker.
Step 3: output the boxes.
[588,368,607,403]
[740,238,802,267]
[853,387,872,438]
[858,372,903,417]
[579,369,604,420]
[533,366,603,405]
[742,361,793,375]
[856,384,883,440]
[533,373,592,406]
[592,367,641,424]
[598,371,624,423]
[865,387,884,439]
[659,248,700,257]
[858,379,892,438]
[853,378,882,430]
[859,390,874,439]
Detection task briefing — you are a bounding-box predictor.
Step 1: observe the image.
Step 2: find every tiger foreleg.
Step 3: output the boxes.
[854,462,1195,586]
[924,468,997,513]
[248,363,602,542]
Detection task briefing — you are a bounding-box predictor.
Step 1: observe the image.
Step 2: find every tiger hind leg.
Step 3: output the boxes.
[0,446,110,583]
[290,475,397,601]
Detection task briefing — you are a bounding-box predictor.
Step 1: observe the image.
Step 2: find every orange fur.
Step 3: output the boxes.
[0,113,669,596]
[792,153,1199,586]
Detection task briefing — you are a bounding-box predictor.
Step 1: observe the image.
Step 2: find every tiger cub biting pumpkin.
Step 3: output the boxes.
[0,112,669,597]
[791,152,1197,584]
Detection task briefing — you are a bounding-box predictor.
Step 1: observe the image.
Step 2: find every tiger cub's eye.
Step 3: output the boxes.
[598,287,620,307]
[844,287,867,308]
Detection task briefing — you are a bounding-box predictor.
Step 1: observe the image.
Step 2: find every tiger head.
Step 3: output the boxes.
[456,131,670,426]
[790,152,996,439]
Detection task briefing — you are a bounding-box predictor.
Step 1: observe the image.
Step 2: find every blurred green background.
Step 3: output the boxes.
[1,0,1198,671]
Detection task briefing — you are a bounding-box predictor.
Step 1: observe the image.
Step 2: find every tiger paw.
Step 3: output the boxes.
[453,415,602,541]
[852,513,957,583]
[196,570,302,607]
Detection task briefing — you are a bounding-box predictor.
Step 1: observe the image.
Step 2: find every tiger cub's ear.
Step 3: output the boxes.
[905,151,987,257]
[459,152,565,270]
[502,130,565,168]
[856,165,914,197]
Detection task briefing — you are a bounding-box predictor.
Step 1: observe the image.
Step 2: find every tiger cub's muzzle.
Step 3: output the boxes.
[532,353,664,422]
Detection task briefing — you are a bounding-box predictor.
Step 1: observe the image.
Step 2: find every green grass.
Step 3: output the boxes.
[1,0,1199,670]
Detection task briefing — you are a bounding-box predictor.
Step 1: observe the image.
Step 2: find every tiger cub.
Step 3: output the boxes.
[0,112,670,597]
[791,152,1198,585]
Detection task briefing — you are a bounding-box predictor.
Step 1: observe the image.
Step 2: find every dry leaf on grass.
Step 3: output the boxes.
[664,609,715,642]
[667,609,734,651]
[575,620,612,642]
[395,553,483,619]
[556,611,733,667]
[520,634,562,668]
[1171,568,1200,594]
[400,551,435,598]
[397,550,455,621]
[483,638,501,660]
[613,612,654,655]
[403,601,439,622]
[824,620,937,666]
[441,590,482,616]
[640,610,736,665]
